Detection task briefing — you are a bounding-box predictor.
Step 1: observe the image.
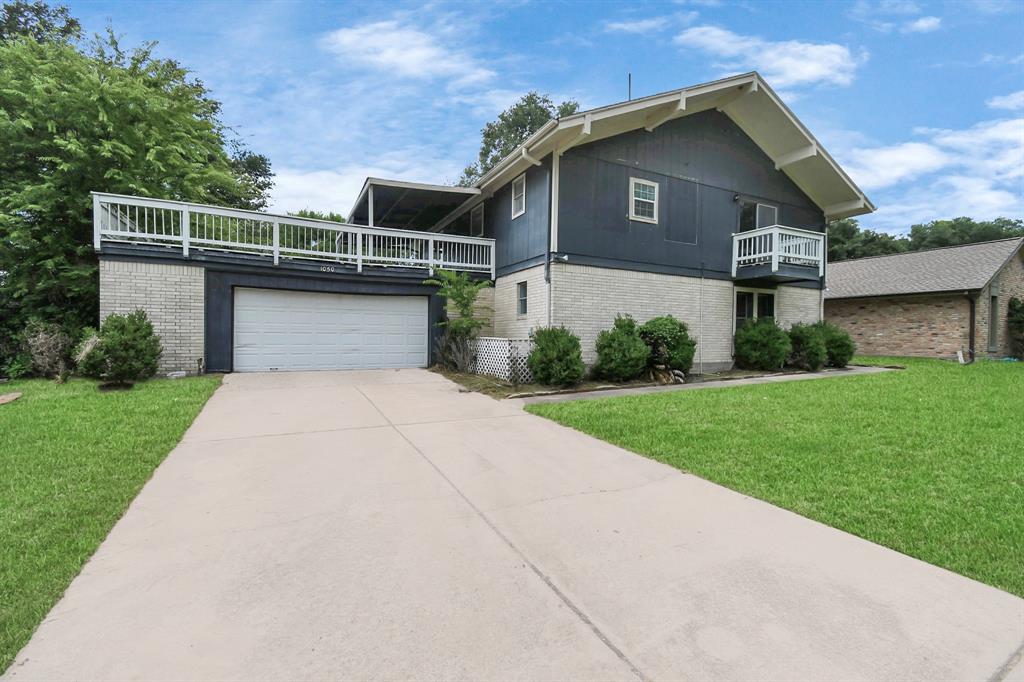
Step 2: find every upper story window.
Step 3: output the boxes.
[470,203,484,237]
[629,177,658,224]
[738,199,778,232]
[511,174,526,219]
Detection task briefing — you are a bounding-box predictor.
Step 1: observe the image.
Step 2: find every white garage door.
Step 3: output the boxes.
[233,288,429,372]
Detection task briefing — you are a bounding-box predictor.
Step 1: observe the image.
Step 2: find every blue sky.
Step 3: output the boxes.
[67,0,1024,233]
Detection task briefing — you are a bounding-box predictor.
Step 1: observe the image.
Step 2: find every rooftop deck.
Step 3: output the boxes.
[92,192,495,277]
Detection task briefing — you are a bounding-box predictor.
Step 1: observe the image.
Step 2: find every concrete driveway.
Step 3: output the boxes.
[7,369,1023,681]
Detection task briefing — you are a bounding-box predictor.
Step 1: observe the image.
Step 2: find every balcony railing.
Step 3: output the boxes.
[92,192,495,277]
[731,225,825,278]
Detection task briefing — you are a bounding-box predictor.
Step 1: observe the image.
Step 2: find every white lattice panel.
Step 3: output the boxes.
[472,337,533,383]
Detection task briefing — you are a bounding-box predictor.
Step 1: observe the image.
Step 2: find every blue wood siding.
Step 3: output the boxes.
[483,157,551,275]
[557,109,825,283]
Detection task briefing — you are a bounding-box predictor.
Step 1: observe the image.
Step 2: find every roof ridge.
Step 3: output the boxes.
[830,236,1024,266]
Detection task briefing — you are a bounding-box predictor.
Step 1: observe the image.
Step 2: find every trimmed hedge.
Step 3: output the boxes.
[527,326,585,386]
[734,317,791,370]
[787,323,827,371]
[639,315,697,374]
[593,315,650,381]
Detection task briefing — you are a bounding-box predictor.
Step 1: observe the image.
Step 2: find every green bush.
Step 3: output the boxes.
[593,315,650,381]
[787,323,827,371]
[2,351,33,380]
[639,315,697,374]
[734,317,791,370]
[527,327,585,386]
[1008,297,1024,360]
[813,321,856,368]
[77,310,162,384]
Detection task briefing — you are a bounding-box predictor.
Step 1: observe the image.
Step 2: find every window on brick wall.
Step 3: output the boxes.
[517,281,528,316]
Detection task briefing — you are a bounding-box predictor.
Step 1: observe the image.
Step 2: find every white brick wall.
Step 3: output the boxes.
[548,263,735,370]
[99,259,205,374]
[493,265,549,338]
[776,285,823,329]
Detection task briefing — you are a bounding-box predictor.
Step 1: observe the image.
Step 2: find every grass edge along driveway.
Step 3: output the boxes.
[527,357,1024,598]
[1,375,221,673]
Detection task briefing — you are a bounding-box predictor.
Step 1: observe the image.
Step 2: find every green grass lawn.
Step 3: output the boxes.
[527,357,1024,597]
[0,376,221,672]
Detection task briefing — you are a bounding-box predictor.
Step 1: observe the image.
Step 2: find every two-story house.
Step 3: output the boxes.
[93,72,873,374]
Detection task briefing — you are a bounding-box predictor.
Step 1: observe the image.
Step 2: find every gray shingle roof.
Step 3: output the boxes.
[825,238,1023,300]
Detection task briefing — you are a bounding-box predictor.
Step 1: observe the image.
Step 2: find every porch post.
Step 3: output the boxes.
[181,206,190,257]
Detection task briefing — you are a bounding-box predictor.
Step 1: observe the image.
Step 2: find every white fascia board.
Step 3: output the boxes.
[474,119,560,190]
[823,198,867,219]
[559,114,592,155]
[644,92,687,132]
[522,148,542,166]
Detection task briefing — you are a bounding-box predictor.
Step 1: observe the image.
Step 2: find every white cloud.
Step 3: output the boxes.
[844,142,949,190]
[673,25,866,88]
[604,17,671,33]
[901,16,941,33]
[987,90,1024,111]
[320,20,494,89]
[839,115,1024,228]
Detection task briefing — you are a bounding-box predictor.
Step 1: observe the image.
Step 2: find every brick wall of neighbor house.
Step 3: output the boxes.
[492,264,548,338]
[975,251,1024,358]
[825,294,971,358]
[776,286,823,329]
[549,263,734,370]
[99,259,205,374]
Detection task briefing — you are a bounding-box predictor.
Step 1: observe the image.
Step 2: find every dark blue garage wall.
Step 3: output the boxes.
[557,109,825,282]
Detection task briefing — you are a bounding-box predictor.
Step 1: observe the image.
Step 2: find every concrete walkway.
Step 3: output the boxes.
[523,365,895,404]
[6,369,1023,681]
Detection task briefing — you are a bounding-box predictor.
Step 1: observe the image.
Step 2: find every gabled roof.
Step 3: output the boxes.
[431,72,874,231]
[825,238,1024,300]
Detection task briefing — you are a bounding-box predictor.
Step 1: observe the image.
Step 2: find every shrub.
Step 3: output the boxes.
[528,327,585,387]
[639,315,697,374]
[787,323,827,371]
[2,351,33,380]
[78,310,163,385]
[593,315,650,381]
[734,317,791,370]
[813,321,856,368]
[1008,297,1024,360]
[424,269,493,339]
[433,327,475,373]
[23,319,75,381]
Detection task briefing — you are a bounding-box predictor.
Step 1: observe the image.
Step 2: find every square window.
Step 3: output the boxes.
[470,204,484,237]
[512,175,526,219]
[757,293,775,319]
[757,204,778,228]
[738,200,778,231]
[517,281,528,315]
[629,178,658,224]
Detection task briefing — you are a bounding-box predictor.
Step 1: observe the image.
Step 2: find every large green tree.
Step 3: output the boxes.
[827,216,1023,262]
[0,25,273,345]
[458,92,579,186]
[0,0,79,43]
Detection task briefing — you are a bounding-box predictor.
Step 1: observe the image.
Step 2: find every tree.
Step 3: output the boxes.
[458,92,579,186]
[0,0,79,43]
[290,209,346,223]
[908,217,1024,251]
[827,218,909,262]
[0,29,274,343]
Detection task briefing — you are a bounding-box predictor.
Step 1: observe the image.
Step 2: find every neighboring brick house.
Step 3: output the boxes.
[95,72,875,374]
[824,238,1024,360]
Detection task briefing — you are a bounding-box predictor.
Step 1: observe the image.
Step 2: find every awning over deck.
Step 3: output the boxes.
[347,178,479,231]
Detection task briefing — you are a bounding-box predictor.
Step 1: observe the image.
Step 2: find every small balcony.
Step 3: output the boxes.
[92,192,495,277]
[732,225,825,282]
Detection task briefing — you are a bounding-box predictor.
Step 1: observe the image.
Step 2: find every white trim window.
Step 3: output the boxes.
[734,287,776,333]
[629,177,658,224]
[470,203,484,237]
[517,281,528,316]
[756,203,778,228]
[511,174,526,219]
[739,200,779,231]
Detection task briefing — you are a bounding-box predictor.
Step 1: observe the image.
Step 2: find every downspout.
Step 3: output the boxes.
[966,291,977,363]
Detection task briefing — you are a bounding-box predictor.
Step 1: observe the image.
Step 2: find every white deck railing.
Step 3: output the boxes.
[731,225,825,277]
[92,192,495,277]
